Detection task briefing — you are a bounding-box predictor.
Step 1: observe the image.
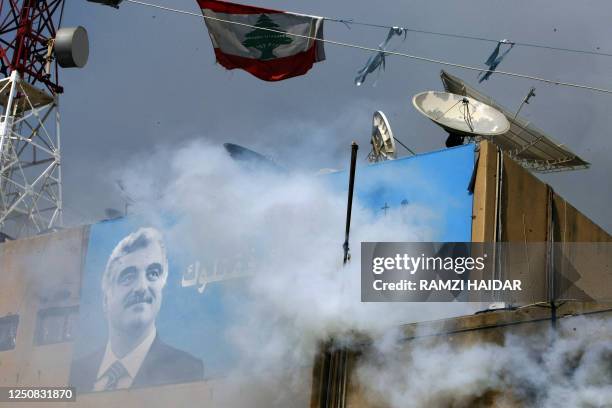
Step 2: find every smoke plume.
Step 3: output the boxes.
[115,140,611,407]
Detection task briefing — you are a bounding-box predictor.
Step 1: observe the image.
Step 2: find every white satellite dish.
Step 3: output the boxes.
[369,111,397,162]
[412,91,510,147]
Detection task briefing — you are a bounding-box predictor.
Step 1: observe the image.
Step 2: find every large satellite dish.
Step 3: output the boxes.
[412,91,510,147]
[368,111,397,162]
[440,70,589,172]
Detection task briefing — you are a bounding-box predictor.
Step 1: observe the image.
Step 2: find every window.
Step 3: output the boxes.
[35,306,79,346]
[0,314,19,351]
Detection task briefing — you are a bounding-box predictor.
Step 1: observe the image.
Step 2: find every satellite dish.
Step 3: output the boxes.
[223,143,283,172]
[412,91,510,147]
[54,26,89,68]
[104,208,123,220]
[86,0,123,9]
[368,111,397,162]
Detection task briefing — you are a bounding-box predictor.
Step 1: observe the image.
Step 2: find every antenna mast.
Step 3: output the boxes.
[0,0,83,239]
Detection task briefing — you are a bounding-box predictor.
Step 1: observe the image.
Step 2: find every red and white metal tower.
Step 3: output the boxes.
[0,0,86,239]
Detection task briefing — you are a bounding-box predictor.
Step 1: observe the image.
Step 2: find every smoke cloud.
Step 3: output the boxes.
[114,140,611,407]
[356,315,612,408]
[114,140,474,404]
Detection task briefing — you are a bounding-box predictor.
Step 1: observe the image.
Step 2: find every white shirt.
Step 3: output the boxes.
[93,327,157,391]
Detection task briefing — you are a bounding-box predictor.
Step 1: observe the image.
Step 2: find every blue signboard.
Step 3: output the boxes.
[327,144,475,242]
[70,217,248,392]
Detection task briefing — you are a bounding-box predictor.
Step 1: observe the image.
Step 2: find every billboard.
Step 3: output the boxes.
[70,218,250,392]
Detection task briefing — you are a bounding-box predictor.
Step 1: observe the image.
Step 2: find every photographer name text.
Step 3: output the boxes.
[372,279,522,291]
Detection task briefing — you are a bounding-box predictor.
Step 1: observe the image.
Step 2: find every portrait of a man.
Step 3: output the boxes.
[70,227,204,392]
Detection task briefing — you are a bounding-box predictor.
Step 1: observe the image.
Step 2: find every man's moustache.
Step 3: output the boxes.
[124,294,153,308]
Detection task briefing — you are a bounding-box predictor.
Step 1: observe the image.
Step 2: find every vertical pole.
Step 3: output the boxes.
[338,142,358,407]
[0,71,19,233]
[55,94,62,227]
[0,70,20,157]
[545,186,556,331]
[343,142,359,264]
[490,147,502,304]
[331,142,358,408]
[320,142,360,408]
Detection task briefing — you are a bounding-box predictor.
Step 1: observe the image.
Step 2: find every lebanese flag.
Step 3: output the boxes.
[197,0,325,81]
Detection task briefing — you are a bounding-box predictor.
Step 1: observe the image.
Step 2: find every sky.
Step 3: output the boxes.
[58,0,612,232]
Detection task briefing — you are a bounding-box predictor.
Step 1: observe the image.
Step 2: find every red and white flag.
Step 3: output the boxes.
[197,0,325,81]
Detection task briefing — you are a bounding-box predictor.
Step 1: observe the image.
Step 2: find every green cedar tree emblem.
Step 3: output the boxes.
[242,14,293,60]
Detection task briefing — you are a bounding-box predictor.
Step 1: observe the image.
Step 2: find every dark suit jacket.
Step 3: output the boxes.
[70,335,204,392]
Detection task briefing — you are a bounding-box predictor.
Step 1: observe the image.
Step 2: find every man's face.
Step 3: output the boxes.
[104,242,165,334]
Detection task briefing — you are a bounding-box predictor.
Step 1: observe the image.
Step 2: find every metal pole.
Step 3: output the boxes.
[332,142,358,408]
[514,87,536,119]
[320,142,360,408]
[55,95,63,227]
[546,187,557,331]
[0,71,20,157]
[343,142,358,264]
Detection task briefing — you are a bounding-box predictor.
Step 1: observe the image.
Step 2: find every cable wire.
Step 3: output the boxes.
[324,17,612,58]
[124,0,612,95]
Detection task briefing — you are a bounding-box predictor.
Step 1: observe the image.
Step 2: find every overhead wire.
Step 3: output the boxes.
[323,17,612,58]
[124,0,612,95]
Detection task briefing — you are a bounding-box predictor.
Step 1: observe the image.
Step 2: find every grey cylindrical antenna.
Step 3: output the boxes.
[54,26,89,68]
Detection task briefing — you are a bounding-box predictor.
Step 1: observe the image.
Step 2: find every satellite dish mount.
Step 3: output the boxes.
[412,91,510,148]
[368,111,397,162]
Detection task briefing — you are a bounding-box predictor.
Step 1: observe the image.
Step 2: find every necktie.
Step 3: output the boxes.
[102,360,129,391]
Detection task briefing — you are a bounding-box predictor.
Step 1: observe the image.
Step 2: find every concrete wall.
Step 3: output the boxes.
[0,227,86,389]
[552,195,612,302]
[469,141,611,304]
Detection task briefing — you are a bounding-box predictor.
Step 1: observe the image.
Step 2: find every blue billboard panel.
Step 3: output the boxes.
[70,218,249,392]
[327,144,475,242]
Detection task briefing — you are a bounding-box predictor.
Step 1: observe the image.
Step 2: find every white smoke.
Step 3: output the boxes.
[115,140,611,407]
[356,315,612,408]
[114,140,475,403]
